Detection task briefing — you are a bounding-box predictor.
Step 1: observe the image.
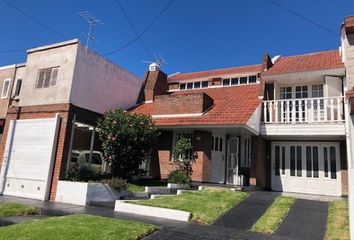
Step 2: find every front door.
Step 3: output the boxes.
[227,137,239,185]
[211,134,225,183]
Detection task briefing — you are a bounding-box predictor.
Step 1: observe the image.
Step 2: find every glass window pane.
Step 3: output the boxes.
[201,81,208,88]
[211,136,214,150]
[275,146,280,176]
[330,147,337,179]
[219,138,223,152]
[324,147,328,177]
[215,137,219,151]
[222,79,230,86]
[194,82,201,89]
[290,146,295,176]
[231,78,239,85]
[296,146,302,177]
[249,75,257,83]
[282,147,285,175]
[180,83,186,90]
[313,146,319,178]
[306,146,312,177]
[187,82,193,89]
[240,77,247,84]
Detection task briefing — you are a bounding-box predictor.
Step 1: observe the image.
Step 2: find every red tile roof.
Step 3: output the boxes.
[262,50,344,76]
[130,84,261,127]
[169,64,262,82]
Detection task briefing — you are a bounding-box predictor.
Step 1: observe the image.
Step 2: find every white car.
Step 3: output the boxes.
[70,150,110,174]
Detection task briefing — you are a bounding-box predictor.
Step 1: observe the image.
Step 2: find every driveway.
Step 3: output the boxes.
[0,192,330,240]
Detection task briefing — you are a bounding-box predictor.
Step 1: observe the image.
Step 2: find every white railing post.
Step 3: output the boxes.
[304,99,308,122]
[336,97,341,121]
[310,99,314,123]
[286,100,290,123]
[269,101,273,123]
[299,100,303,123]
[330,98,334,122]
[263,102,267,123]
[280,101,284,123]
[275,101,279,123]
[323,98,328,122]
[292,100,296,123]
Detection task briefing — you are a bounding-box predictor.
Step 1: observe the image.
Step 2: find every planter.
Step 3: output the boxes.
[55,180,128,206]
[167,183,190,189]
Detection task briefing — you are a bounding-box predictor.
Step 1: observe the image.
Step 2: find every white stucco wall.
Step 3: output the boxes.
[70,44,142,114]
[19,40,78,106]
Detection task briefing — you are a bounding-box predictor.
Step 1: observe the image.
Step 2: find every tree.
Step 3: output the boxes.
[172,137,195,178]
[97,109,157,179]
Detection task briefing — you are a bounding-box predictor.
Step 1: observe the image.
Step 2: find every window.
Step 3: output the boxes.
[219,138,223,151]
[231,78,239,85]
[281,147,285,175]
[212,136,223,152]
[306,146,319,178]
[275,146,280,176]
[194,82,201,89]
[1,79,10,99]
[222,78,230,86]
[248,75,257,83]
[324,147,329,178]
[36,67,59,88]
[243,138,251,167]
[13,79,22,97]
[186,82,193,89]
[296,146,302,177]
[330,147,337,179]
[179,83,186,90]
[290,146,295,176]
[312,85,324,121]
[312,85,324,98]
[174,132,194,161]
[214,137,219,151]
[280,86,292,99]
[201,81,208,88]
[240,76,247,84]
[295,85,308,98]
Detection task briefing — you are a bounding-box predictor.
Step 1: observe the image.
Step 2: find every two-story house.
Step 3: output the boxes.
[0,39,142,201]
[132,50,348,197]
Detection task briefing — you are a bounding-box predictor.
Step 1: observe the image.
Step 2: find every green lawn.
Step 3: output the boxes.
[325,200,349,240]
[251,196,295,234]
[0,202,40,217]
[133,188,249,224]
[127,179,167,193]
[0,214,156,240]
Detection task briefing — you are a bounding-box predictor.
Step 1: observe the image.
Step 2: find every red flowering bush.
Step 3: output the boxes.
[97,109,157,179]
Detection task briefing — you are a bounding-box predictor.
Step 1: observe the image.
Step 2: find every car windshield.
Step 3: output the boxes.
[85,153,102,165]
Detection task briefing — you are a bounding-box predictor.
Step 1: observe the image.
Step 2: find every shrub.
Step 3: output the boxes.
[168,170,189,184]
[102,178,127,191]
[66,165,96,182]
[172,137,193,163]
[97,109,157,179]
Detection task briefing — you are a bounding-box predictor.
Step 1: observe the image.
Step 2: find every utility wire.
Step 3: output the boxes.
[267,0,339,37]
[1,0,67,40]
[115,0,154,60]
[104,0,175,56]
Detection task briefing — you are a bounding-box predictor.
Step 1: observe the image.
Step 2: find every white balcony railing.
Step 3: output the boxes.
[262,96,344,124]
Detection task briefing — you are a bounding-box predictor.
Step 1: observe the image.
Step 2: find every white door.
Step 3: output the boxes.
[0,116,60,200]
[271,142,342,196]
[211,135,225,183]
[227,137,239,184]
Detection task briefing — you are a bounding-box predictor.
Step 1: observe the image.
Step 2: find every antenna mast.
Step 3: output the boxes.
[79,11,103,50]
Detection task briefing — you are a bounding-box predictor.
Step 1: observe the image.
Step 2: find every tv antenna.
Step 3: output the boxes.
[142,53,167,66]
[79,11,103,50]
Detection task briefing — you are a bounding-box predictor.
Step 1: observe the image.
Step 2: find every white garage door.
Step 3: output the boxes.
[271,142,342,196]
[0,115,60,200]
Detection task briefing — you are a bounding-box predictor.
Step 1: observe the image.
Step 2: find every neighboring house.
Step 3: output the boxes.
[131,50,348,197]
[0,39,142,201]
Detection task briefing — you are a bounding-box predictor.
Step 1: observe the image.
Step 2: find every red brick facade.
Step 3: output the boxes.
[154,93,213,115]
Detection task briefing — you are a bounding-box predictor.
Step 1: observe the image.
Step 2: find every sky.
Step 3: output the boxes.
[0,0,354,78]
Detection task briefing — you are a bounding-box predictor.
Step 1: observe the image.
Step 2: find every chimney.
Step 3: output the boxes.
[137,63,168,104]
[261,53,273,72]
[341,16,354,91]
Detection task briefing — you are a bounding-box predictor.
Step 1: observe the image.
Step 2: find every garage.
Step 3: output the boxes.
[271,141,342,196]
[0,115,60,200]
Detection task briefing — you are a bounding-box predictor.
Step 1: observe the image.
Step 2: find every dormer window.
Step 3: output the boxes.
[194,82,201,89]
[187,82,193,89]
[201,81,208,88]
[179,83,186,90]
[249,75,257,83]
[231,78,239,85]
[240,76,248,84]
[222,79,230,86]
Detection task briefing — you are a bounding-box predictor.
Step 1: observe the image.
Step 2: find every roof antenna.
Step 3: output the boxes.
[79,11,103,50]
[142,53,167,71]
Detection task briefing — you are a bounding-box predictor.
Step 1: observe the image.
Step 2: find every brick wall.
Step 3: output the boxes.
[191,131,212,182]
[168,82,179,91]
[155,131,179,179]
[154,93,214,115]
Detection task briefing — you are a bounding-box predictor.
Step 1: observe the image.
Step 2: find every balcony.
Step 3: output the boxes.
[261,96,346,138]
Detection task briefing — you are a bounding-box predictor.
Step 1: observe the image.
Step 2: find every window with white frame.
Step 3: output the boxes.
[222,75,257,87]
[212,136,223,152]
[1,79,10,99]
[180,81,208,90]
[36,67,59,88]
[243,138,251,167]
[173,132,194,161]
[13,79,22,98]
